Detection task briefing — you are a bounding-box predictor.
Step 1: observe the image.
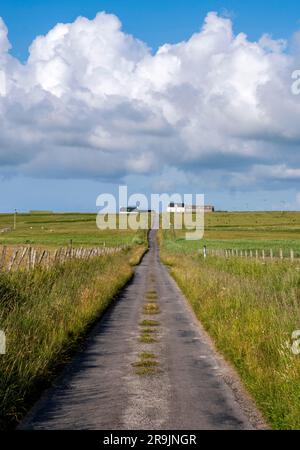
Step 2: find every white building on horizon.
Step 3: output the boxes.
[166,202,185,213]
[167,203,215,213]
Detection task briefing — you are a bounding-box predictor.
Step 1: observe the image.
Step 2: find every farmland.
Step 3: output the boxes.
[1,210,300,429]
[0,212,147,247]
[159,211,300,429]
[0,212,147,429]
[162,211,300,257]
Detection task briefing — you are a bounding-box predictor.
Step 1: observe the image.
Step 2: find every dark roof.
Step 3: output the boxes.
[168,202,184,207]
[120,206,138,212]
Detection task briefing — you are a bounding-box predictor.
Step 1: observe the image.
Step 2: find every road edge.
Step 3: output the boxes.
[162,262,269,430]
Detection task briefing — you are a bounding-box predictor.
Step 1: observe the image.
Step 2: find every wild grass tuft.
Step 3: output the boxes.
[139,320,160,327]
[143,303,160,315]
[139,332,158,344]
[132,352,160,375]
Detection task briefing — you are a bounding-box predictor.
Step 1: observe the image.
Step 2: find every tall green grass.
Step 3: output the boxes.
[160,235,300,429]
[0,245,146,430]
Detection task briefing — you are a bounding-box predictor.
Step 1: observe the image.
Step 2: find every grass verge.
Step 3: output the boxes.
[160,240,300,429]
[0,247,145,430]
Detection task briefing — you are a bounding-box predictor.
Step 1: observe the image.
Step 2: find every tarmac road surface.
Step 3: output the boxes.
[20,222,263,430]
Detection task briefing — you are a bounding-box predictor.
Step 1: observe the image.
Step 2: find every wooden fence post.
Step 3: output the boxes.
[46,251,51,268]
[38,250,47,266]
[17,247,28,269]
[8,248,19,272]
[280,249,283,260]
[290,249,294,262]
[0,246,7,271]
[28,247,32,270]
[31,249,37,268]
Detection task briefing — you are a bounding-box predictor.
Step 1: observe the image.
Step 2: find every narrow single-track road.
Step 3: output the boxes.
[20,222,264,430]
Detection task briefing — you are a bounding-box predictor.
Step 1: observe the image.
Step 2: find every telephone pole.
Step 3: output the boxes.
[13,209,17,230]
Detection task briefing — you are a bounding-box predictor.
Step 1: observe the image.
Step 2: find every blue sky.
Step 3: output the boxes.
[2,0,300,61]
[0,1,300,212]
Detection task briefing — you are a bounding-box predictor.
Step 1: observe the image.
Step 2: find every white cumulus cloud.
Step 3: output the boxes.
[0,11,299,190]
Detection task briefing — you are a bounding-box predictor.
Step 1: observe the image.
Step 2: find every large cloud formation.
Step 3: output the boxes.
[0,12,300,190]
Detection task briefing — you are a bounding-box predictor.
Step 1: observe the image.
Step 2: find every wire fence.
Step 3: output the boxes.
[0,244,129,272]
[202,247,300,262]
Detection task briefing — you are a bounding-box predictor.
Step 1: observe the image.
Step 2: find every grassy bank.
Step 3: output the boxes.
[160,234,300,429]
[0,244,146,430]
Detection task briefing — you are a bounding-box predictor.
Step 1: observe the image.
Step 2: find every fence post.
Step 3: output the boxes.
[270,249,273,260]
[44,251,49,268]
[0,246,7,271]
[17,247,28,269]
[53,249,59,261]
[262,250,265,260]
[280,249,283,260]
[8,248,19,272]
[38,250,47,266]
[290,249,294,262]
[31,249,37,268]
[28,247,32,270]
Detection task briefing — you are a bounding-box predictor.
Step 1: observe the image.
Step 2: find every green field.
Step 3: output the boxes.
[163,211,300,257]
[0,212,147,247]
[1,210,299,249]
[159,210,300,429]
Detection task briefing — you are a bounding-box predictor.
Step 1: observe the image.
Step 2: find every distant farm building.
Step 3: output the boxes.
[167,203,185,213]
[185,205,215,213]
[167,203,214,213]
[120,206,153,214]
[120,206,139,214]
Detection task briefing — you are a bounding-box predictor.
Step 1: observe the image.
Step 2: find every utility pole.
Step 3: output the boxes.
[13,209,17,230]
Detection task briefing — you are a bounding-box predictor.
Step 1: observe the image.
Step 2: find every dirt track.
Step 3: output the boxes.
[20,226,265,430]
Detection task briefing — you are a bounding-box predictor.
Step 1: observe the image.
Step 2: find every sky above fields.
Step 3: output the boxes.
[0,0,300,212]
